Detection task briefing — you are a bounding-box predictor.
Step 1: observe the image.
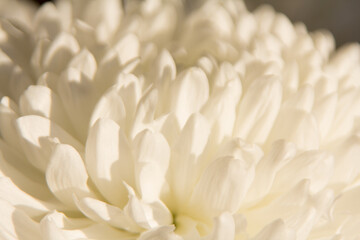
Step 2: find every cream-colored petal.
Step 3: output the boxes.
[0,96,22,151]
[0,199,41,240]
[75,196,142,233]
[42,32,79,74]
[15,115,83,172]
[0,177,49,218]
[251,219,295,240]
[57,68,97,141]
[124,184,173,230]
[86,118,134,207]
[234,75,282,145]
[19,85,73,132]
[68,48,97,79]
[171,114,210,206]
[268,108,320,151]
[46,144,96,208]
[133,129,171,202]
[272,151,334,194]
[0,139,53,201]
[203,212,235,240]
[190,156,254,218]
[139,226,181,240]
[170,67,209,127]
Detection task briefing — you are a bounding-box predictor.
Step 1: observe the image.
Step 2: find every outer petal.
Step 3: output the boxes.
[190,156,254,218]
[251,219,295,240]
[234,75,282,145]
[15,115,83,172]
[75,196,142,233]
[85,118,134,207]
[0,199,41,240]
[133,130,170,202]
[139,226,182,240]
[203,212,235,240]
[46,144,96,208]
[170,67,209,127]
[19,85,73,132]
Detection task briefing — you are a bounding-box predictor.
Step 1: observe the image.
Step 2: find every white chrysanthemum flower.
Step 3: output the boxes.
[1,0,360,239]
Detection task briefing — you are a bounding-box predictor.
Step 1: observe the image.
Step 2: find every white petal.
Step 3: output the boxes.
[131,87,159,138]
[46,144,96,208]
[75,196,142,233]
[202,78,242,144]
[170,68,209,127]
[40,216,68,240]
[190,156,254,218]
[104,33,140,66]
[0,199,41,240]
[85,118,134,207]
[0,177,49,218]
[244,140,296,206]
[283,85,314,112]
[68,48,97,79]
[41,211,134,239]
[268,108,320,151]
[0,97,22,151]
[234,75,282,144]
[19,85,73,132]
[327,88,360,142]
[272,151,334,193]
[57,68,97,141]
[15,115,83,172]
[203,212,235,240]
[90,85,126,128]
[43,32,79,73]
[171,114,210,204]
[312,93,337,140]
[139,226,181,240]
[124,184,173,230]
[0,139,53,202]
[153,49,176,81]
[252,219,295,240]
[82,0,122,42]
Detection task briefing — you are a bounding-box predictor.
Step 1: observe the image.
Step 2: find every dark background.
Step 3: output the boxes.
[29,0,360,47]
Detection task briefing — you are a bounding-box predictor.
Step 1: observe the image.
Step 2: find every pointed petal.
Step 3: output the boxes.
[57,68,97,141]
[124,184,173,230]
[46,144,96,208]
[0,177,49,218]
[19,85,73,132]
[190,156,254,218]
[139,226,181,240]
[171,114,210,204]
[0,139,53,201]
[85,118,134,207]
[170,68,209,127]
[68,48,97,79]
[133,130,170,202]
[0,199,41,240]
[75,196,142,233]
[203,212,235,240]
[252,219,295,240]
[43,32,79,74]
[15,115,83,172]
[234,75,282,144]
[0,97,22,151]
[268,109,320,151]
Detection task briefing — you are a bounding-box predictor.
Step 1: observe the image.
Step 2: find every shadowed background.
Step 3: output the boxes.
[29,0,360,47]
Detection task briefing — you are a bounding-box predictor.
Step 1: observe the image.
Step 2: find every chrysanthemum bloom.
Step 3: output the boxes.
[0,0,360,239]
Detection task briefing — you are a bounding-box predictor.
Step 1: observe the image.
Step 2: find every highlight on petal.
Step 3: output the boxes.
[46,144,96,208]
[85,118,134,207]
[15,115,83,172]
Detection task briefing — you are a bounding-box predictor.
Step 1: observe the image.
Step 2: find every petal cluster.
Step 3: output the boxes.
[0,0,360,239]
